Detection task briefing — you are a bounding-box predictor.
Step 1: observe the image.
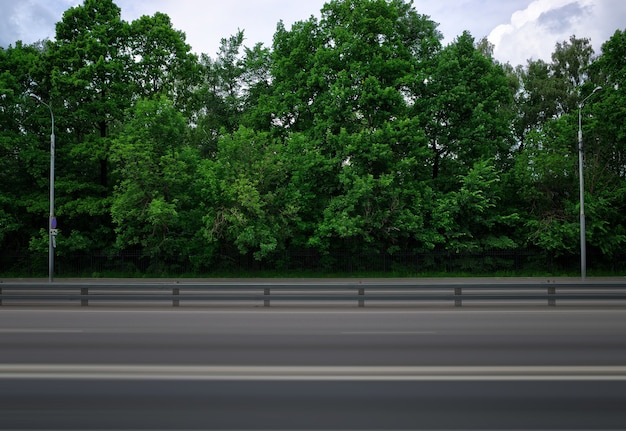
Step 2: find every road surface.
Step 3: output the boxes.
[1,307,625,429]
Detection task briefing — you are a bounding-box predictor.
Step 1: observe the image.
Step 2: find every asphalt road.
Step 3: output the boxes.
[1,307,626,429]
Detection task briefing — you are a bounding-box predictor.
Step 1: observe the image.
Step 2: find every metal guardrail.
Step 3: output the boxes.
[1,280,626,307]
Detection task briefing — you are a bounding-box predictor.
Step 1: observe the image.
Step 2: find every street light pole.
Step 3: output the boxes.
[578,85,601,280]
[30,94,56,283]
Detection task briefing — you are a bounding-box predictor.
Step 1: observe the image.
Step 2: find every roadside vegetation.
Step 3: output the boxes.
[2,0,625,277]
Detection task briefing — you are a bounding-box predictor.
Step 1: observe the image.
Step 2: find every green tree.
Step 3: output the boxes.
[416,32,514,188]
[512,36,596,151]
[261,0,443,255]
[40,0,203,256]
[110,96,201,262]
[513,117,582,255]
[315,0,440,134]
[198,126,299,262]
[191,31,271,157]
[0,42,48,253]
[551,35,596,114]
[128,12,199,111]
[50,0,132,190]
[582,29,626,258]
[39,0,133,254]
[513,59,561,150]
[432,159,518,253]
[265,17,325,135]
[265,0,442,138]
[410,32,519,253]
[511,35,620,261]
[308,121,436,254]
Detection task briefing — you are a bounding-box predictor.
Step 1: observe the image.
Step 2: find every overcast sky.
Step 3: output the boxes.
[1,0,624,66]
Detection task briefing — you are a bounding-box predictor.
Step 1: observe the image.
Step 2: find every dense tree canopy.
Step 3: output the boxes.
[1,0,625,275]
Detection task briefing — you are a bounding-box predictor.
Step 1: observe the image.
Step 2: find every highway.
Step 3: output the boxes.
[1,307,626,429]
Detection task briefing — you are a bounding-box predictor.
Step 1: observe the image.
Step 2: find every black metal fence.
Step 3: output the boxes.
[3,248,625,277]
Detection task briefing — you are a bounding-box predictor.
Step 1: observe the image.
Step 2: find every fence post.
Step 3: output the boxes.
[548,286,556,307]
[81,287,88,307]
[264,288,270,307]
[358,287,365,308]
[454,287,462,307]
[173,287,180,307]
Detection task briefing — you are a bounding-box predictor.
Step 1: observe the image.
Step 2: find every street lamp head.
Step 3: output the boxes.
[580,86,602,108]
[29,93,42,103]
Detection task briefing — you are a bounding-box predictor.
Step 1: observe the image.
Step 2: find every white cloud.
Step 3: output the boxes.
[414,0,532,46]
[488,0,624,65]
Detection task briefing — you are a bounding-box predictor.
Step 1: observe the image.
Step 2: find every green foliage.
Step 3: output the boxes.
[417,31,515,186]
[307,122,435,254]
[2,0,626,275]
[513,59,560,146]
[190,31,272,157]
[128,12,199,108]
[1,42,52,251]
[199,126,299,261]
[110,96,200,258]
[432,160,518,252]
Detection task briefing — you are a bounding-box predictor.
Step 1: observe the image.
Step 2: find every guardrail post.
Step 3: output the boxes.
[264,288,270,307]
[358,287,365,308]
[81,287,88,307]
[548,286,556,307]
[454,287,462,307]
[173,287,180,307]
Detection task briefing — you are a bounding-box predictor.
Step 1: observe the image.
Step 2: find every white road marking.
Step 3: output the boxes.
[341,331,437,335]
[0,329,84,333]
[1,364,626,381]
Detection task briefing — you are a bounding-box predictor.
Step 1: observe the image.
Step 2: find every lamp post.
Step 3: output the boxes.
[578,85,601,280]
[29,94,56,283]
